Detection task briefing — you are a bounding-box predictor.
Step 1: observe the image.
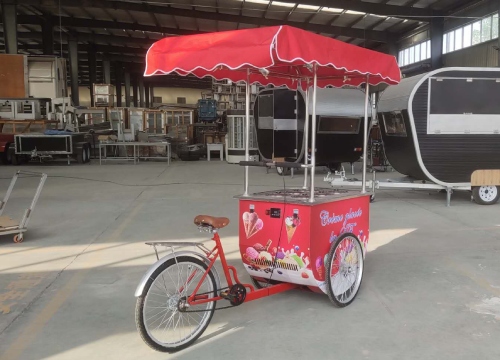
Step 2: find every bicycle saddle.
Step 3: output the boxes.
[194,215,230,229]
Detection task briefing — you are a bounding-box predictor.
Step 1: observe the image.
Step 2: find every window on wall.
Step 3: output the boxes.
[398,40,431,67]
[443,12,499,54]
[493,13,499,39]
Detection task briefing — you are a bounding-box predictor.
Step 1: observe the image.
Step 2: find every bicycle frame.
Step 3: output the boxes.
[175,231,298,308]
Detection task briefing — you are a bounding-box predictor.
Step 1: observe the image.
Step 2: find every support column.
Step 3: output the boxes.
[88,44,97,107]
[149,86,155,106]
[498,4,500,67]
[103,60,111,84]
[114,62,123,107]
[42,16,54,55]
[124,70,131,107]
[1,0,18,54]
[139,77,145,108]
[132,74,139,107]
[145,85,150,108]
[68,38,79,106]
[387,42,398,60]
[430,18,444,70]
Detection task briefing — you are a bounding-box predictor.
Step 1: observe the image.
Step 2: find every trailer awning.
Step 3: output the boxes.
[145,25,401,89]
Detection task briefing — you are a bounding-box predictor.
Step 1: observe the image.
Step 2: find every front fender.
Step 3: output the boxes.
[134,250,221,297]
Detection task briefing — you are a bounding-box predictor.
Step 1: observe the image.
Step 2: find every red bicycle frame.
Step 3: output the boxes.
[185,231,297,307]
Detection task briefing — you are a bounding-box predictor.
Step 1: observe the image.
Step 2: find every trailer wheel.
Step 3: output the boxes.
[472,186,500,205]
[276,166,290,176]
[77,146,86,164]
[11,153,22,166]
[1,144,13,164]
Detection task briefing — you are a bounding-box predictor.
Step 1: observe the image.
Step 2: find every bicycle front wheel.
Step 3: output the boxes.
[135,256,217,352]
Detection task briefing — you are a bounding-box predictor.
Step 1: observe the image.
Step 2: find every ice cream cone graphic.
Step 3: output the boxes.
[284,209,300,243]
[242,212,251,237]
[286,225,296,243]
[248,218,263,238]
[243,205,257,238]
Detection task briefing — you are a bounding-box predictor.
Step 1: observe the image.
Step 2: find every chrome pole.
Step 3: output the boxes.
[309,65,317,203]
[302,79,310,190]
[243,69,251,196]
[362,76,370,193]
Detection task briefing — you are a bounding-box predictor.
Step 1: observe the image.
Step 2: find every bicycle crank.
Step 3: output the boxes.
[221,284,247,306]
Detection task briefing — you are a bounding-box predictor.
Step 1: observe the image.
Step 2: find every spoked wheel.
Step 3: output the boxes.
[472,186,500,205]
[326,233,364,307]
[135,256,217,352]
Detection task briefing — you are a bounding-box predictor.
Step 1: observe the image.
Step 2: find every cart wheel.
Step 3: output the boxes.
[370,194,375,203]
[13,234,23,243]
[276,166,290,176]
[472,186,500,205]
[85,145,91,163]
[77,147,86,164]
[325,233,364,307]
[82,144,91,163]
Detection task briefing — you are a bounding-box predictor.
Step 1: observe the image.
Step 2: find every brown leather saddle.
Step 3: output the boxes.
[194,215,230,229]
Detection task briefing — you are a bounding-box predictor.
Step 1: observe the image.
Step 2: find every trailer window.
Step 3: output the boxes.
[383,112,407,137]
[258,94,273,118]
[428,78,500,134]
[317,117,360,134]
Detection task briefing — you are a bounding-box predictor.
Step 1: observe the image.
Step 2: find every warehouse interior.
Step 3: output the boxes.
[1,1,500,359]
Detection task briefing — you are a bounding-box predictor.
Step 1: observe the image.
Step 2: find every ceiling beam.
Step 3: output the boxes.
[15,15,202,36]
[17,0,396,42]
[0,30,159,46]
[237,0,442,19]
[1,43,148,55]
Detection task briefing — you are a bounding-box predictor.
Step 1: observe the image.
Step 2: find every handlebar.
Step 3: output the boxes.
[238,161,303,169]
[238,161,267,167]
[273,161,302,169]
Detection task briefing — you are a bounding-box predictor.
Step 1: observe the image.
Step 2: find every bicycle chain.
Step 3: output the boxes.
[179,286,241,313]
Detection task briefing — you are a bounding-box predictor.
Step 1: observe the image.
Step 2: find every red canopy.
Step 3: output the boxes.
[145,25,401,89]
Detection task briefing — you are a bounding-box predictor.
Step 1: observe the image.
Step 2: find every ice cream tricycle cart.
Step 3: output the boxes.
[134,26,400,352]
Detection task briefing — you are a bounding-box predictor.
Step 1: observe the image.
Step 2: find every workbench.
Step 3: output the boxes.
[99,141,171,165]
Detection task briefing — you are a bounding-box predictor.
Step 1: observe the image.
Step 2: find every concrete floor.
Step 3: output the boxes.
[0,160,499,360]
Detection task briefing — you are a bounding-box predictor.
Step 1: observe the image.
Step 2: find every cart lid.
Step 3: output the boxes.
[145,25,401,90]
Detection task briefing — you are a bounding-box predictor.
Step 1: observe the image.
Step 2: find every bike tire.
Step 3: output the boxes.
[135,256,217,352]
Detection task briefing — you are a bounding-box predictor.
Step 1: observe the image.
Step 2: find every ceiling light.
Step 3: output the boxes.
[245,0,270,4]
[297,4,319,11]
[272,1,295,7]
[346,10,365,15]
[322,7,344,13]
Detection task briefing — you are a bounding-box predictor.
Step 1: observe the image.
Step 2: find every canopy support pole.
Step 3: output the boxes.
[302,79,310,190]
[243,69,251,196]
[362,76,370,194]
[309,65,318,203]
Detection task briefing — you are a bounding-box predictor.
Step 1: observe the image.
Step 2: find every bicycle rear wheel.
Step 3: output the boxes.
[135,256,217,352]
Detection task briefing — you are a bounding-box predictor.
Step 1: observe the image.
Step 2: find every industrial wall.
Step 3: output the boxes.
[443,40,498,67]
[399,0,499,68]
